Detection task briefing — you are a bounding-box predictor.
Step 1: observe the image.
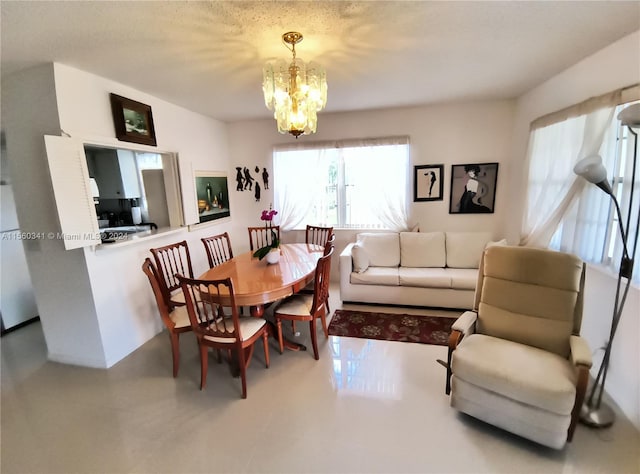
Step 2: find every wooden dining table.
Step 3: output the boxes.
[198,242,325,350]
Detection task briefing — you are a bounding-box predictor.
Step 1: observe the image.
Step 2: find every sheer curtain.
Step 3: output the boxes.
[521,91,620,250]
[273,137,409,231]
[273,147,327,230]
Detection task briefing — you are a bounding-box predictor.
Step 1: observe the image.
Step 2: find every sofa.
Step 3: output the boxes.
[340,231,504,309]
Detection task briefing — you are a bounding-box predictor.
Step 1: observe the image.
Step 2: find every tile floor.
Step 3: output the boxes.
[1,285,639,473]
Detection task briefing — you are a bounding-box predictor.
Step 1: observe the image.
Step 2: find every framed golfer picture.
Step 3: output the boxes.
[414,164,444,202]
[449,162,499,214]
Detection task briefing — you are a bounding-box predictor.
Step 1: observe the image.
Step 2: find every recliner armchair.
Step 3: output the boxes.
[446,245,592,449]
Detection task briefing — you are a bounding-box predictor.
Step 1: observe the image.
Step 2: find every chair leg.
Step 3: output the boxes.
[568,365,589,441]
[238,346,248,399]
[309,319,319,360]
[262,332,270,368]
[199,344,209,390]
[276,318,284,354]
[325,296,331,314]
[169,332,180,378]
[292,321,297,334]
[320,310,329,338]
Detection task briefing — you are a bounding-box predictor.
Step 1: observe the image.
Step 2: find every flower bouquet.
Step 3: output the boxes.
[252,207,280,261]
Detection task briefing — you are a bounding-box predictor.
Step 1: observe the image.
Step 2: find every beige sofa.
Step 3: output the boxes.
[339,231,503,309]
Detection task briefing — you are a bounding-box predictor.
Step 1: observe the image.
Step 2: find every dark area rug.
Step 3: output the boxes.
[328,309,459,346]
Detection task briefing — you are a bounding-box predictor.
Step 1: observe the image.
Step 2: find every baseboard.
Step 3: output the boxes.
[0,316,40,337]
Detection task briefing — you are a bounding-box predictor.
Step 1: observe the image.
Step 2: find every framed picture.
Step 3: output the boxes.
[414,164,444,202]
[195,171,231,224]
[449,162,499,214]
[110,93,157,146]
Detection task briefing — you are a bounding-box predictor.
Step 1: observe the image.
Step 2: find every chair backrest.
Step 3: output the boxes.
[150,240,194,299]
[323,233,336,256]
[475,245,585,358]
[248,225,280,251]
[201,232,234,268]
[141,258,174,330]
[306,225,334,247]
[177,275,242,342]
[310,247,334,314]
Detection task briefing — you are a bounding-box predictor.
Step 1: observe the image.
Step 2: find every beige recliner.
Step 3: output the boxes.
[446,246,592,449]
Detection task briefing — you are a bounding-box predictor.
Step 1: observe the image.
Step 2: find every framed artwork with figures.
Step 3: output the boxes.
[449,162,499,214]
[414,164,444,202]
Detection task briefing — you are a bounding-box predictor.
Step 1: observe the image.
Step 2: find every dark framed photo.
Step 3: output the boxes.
[449,162,499,214]
[195,171,230,224]
[414,164,444,202]
[110,93,157,146]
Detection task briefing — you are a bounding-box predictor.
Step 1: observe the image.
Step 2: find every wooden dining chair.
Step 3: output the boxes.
[142,258,192,377]
[274,247,334,360]
[150,240,193,309]
[300,232,335,313]
[306,225,334,247]
[248,225,280,252]
[177,275,270,399]
[201,232,234,268]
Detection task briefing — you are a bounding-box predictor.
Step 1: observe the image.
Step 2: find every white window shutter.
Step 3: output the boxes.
[44,135,100,250]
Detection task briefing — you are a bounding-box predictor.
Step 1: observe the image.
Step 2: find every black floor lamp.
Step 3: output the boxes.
[573,102,640,428]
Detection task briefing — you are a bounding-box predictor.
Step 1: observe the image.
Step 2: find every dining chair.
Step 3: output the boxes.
[201,232,234,268]
[150,240,193,309]
[306,225,334,247]
[274,247,334,360]
[141,258,192,378]
[248,225,280,252]
[300,232,335,313]
[177,275,270,399]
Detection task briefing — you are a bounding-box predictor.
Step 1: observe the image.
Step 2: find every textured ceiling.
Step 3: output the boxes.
[2,1,639,122]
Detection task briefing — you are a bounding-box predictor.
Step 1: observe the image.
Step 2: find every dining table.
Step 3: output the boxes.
[198,242,325,350]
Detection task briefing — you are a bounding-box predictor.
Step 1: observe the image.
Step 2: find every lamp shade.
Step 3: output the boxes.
[573,154,612,194]
[617,103,640,129]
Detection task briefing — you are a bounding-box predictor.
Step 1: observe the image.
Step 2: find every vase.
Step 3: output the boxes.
[265,248,280,265]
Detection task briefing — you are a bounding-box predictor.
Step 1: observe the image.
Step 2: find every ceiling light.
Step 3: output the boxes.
[262,32,327,138]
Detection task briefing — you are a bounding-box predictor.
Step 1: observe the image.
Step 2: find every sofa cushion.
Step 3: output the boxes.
[446,232,493,268]
[447,268,478,290]
[357,233,400,267]
[400,231,446,267]
[350,267,399,286]
[398,267,451,288]
[351,244,370,273]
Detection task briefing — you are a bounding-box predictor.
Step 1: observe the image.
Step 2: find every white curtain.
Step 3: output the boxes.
[341,138,409,231]
[273,147,326,230]
[273,137,409,231]
[521,91,620,249]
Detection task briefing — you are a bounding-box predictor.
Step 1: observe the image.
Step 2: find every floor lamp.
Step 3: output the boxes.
[573,102,640,428]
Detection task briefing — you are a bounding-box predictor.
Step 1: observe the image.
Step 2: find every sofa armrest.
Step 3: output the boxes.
[569,335,592,368]
[452,310,477,336]
[339,243,355,295]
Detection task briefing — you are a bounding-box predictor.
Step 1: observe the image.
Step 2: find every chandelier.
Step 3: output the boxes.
[262,32,327,138]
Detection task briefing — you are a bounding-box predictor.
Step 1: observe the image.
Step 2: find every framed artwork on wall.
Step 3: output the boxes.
[449,162,499,214]
[110,93,157,146]
[414,164,444,202]
[194,171,231,224]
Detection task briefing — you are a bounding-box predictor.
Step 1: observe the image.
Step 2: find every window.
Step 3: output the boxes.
[523,98,639,285]
[273,137,410,231]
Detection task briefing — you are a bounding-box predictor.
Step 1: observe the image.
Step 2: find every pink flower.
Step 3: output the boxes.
[260,209,278,222]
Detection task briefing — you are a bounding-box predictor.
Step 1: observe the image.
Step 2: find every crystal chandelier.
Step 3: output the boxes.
[262,32,327,138]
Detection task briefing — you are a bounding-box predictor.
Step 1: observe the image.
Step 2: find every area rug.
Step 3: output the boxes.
[328,309,459,346]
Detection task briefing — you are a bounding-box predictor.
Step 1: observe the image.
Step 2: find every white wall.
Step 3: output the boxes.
[227,100,515,279]
[2,64,107,367]
[508,31,640,429]
[51,64,240,366]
